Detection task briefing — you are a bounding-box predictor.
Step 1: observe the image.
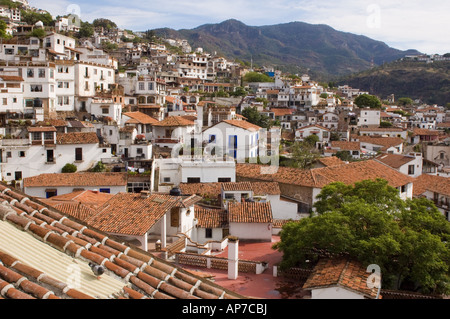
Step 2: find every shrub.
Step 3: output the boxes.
[62,163,77,173]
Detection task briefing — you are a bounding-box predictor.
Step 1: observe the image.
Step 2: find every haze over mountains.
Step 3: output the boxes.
[152,19,421,78]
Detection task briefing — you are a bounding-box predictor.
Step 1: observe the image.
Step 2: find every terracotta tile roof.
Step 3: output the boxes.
[412,128,441,136]
[303,258,379,299]
[56,132,99,145]
[119,126,136,133]
[49,202,98,221]
[43,190,114,209]
[179,182,281,197]
[317,157,345,167]
[152,116,195,127]
[222,182,253,192]
[27,126,57,132]
[222,119,261,132]
[331,141,361,151]
[271,108,294,117]
[375,154,415,169]
[228,202,273,224]
[413,174,450,197]
[23,173,127,188]
[123,112,159,125]
[36,119,68,127]
[297,124,330,132]
[355,135,404,148]
[194,205,228,228]
[0,184,243,299]
[251,182,281,196]
[236,160,413,189]
[87,193,201,236]
[359,127,404,132]
[179,183,222,198]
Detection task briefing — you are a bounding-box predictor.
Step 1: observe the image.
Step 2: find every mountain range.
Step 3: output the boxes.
[152,19,421,78]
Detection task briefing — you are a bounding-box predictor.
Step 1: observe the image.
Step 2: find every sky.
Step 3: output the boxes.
[28,0,450,54]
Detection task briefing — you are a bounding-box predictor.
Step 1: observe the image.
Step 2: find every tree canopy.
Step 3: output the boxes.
[243,72,274,83]
[92,18,117,30]
[241,106,271,129]
[274,179,450,295]
[354,94,382,109]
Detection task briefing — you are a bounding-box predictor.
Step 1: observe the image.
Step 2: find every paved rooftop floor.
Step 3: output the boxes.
[178,236,310,299]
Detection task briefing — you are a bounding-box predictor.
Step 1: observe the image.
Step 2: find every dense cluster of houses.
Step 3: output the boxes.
[0,1,449,299]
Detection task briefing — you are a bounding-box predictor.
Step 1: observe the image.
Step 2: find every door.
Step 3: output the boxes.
[47,150,54,163]
[170,207,180,228]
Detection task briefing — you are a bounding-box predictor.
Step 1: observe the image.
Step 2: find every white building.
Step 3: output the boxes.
[203,119,261,161]
[0,127,113,184]
[23,172,127,199]
[358,108,381,127]
[375,153,423,178]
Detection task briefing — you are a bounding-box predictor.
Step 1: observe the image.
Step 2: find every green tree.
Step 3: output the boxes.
[29,28,46,38]
[354,94,382,109]
[241,106,271,129]
[397,97,414,106]
[290,140,321,169]
[274,179,450,294]
[78,21,94,38]
[92,18,117,30]
[243,72,274,83]
[21,10,54,26]
[62,163,77,173]
[91,161,106,172]
[0,20,10,39]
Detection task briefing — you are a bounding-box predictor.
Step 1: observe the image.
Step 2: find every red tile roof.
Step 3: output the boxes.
[236,160,413,189]
[228,202,273,224]
[195,205,228,228]
[375,154,415,169]
[123,112,159,125]
[87,193,201,236]
[222,120,261,132]
[413,174,450,197]
[179,182,281,197]
[56,132,99,145]
[27,126,57,132]
[152,116,195,127]
[23,173,127,188]
[331,141,361,151]
[317,157,345,167]
[303,258,379,299]
[0,183,243,299]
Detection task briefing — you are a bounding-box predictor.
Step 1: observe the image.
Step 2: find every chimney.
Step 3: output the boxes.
[140,190,151,198]
[227,236,239,280]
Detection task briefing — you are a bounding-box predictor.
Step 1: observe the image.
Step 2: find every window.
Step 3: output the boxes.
[6,152,12,158]
[163,177,171,183]
[139,82,145,91]
[137,148,143,154]
[408,165,415,175]
[27,69,34,77]
[187,177,201,183]
[209,135,216,143]
[225,193,234,200]
[205,228,213,239]
[32,132,41,140]
[102,107,109,114]
[218,178,231,182]
[38,69,45,78]
[30,85,42,92]
[401,185,407,193]
[99,188,110,194]
[19,151,25,157]
[44,132,53,140]
[14,171,22,180]
[75,148,83,161]
[2,98,7,105]
[46,189,57,198]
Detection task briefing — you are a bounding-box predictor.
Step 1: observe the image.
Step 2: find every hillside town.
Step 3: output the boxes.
[0,0,449,302]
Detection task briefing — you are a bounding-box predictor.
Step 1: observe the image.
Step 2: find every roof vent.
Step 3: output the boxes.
[140,190,151,198]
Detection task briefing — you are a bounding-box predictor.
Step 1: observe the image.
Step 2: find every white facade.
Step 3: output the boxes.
[296,125,330,144]
[55,62,75,112]
[203,121,260,161]
[229,222,272,242]
[74,62,115,99]
[358,109,380,127]
[310,287,366,299]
